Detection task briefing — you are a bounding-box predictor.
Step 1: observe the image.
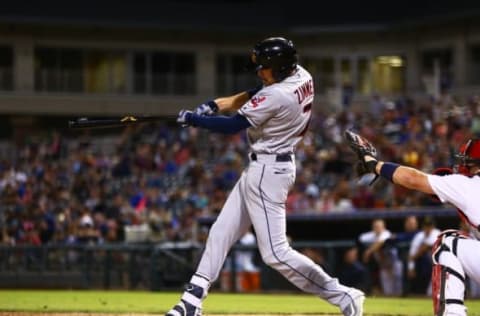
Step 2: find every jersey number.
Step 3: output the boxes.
[299,102,312,136]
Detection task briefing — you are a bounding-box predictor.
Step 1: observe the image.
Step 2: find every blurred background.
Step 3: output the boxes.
[0,0,480,298]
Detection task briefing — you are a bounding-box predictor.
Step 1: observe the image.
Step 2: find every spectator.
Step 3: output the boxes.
[315,189,335,213]
[381,101,407,145]
[76,207,100,245]
[351,183,375,209]
[18,220,41,246]
[358,218,403,296]
[304,183,320,213]
[338,246,370,293]
[391,215,420,243]
[407,216,440,295]
[330,179,355,213]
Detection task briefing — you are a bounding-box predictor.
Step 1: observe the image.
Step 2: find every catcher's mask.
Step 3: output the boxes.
[455,138,480,176]
[246,37,298,82]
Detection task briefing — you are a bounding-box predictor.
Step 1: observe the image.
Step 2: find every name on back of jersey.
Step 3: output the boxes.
[294,79,314,104]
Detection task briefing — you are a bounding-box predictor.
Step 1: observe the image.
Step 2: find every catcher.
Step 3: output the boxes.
[345,130,480,316]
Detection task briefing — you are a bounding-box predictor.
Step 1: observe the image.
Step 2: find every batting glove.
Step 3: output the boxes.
[194,100,219,116]
[177,109,193,127]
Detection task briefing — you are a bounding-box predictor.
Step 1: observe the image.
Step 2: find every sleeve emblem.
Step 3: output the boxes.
[251,96,266,108]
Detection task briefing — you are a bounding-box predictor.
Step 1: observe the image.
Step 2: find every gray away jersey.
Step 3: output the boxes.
[238,65,313,154]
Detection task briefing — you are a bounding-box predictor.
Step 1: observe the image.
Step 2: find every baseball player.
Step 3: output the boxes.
[166,37,365,316]
[345,130,480,316]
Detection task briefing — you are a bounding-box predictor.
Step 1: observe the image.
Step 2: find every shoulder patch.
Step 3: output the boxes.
[251,95,266,108]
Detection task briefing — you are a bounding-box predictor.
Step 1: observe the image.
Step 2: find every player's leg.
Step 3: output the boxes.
[166,174,251,316]
[431,233,469,316]
[195,177,252,282]
[244,162,364,316]
[455,238,480,285]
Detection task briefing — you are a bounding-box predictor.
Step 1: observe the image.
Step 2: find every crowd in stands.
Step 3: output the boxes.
[0,92,480,244]
[0,93,479,249]
[2,92,480,296]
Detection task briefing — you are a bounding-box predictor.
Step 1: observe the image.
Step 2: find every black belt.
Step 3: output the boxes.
[250,153,292,162]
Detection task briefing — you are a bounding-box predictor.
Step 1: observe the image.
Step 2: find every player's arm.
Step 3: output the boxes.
[197,86,262,114]
[214,91,251,112]
[366,156,435,195]
[345,130,435,194]
[178,111,251,134]
[177,86,263,132]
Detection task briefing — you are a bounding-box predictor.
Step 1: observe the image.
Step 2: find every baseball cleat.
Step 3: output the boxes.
[341,289,365,316]
[165,300,202,316]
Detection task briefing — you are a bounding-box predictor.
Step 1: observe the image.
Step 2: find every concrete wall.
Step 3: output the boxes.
[0,17,479,115]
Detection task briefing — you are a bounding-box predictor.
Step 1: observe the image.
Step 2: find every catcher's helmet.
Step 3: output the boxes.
[249,37,298,81]
[455,138,480,176]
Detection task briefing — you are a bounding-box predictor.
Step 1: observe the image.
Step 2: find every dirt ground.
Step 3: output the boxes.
[0,312,339,316]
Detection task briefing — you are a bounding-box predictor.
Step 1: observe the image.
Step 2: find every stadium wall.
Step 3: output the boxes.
[0,16,479,115]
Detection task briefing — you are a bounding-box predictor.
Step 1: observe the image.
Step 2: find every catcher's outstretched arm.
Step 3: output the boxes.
[366,154,435,195]
[344,129,435,194]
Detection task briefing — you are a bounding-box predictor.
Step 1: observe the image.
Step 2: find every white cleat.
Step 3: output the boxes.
[341,290,365,316]
[165,300,202,316]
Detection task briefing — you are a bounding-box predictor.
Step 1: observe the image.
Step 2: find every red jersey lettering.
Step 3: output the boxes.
[251,96,266,108]
[294,79,314,104]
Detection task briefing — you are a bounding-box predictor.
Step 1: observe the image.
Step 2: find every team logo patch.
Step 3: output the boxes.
[251,96,266,108]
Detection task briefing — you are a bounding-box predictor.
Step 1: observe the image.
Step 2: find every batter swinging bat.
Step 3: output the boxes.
[68,115,176,129]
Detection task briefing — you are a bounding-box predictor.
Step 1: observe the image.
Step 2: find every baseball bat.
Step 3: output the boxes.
[68,115,176,129]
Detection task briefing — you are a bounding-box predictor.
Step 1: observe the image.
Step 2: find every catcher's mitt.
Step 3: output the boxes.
[344,129,378,160]
[344,129,379,184]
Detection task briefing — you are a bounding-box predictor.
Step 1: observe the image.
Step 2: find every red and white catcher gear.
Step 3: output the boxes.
[455,138,480,176]
[431,230,468,316]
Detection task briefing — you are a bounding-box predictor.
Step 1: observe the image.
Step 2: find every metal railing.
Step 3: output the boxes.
[0,240,408,292]
[0,243,197,290]
[7,240,479,298]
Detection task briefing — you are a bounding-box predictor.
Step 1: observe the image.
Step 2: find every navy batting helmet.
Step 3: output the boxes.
[249,37,298,81]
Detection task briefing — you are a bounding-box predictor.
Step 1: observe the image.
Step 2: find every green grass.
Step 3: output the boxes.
[0,290,479,315]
